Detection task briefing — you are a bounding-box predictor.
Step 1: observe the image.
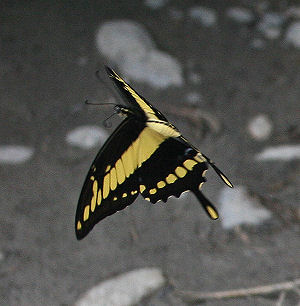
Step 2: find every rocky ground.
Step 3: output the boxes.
[1,1,299,305]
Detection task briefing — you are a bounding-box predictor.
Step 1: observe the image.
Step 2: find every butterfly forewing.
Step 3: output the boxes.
[76,118,143,239]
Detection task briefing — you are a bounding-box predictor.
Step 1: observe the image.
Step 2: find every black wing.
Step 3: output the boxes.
[75,118,143,239]
[137,136,220,220]
[105,66,167,121]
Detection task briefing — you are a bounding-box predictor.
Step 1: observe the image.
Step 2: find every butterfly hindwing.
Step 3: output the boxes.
[137,137,208,203]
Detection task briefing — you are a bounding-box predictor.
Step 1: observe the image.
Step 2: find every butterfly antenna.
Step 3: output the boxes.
[103,111,118,128]
[84,99,117,106]
[95,68,121,103]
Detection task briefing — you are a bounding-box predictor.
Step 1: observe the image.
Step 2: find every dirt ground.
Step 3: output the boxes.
[1,1,299,305]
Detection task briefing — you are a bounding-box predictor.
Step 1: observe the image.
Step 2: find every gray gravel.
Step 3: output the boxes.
[1,1,299,305]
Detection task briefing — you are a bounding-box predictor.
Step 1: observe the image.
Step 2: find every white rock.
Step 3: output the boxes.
[95,20,183,88]
[96,21,155,63]
[218,186,272,229]
[0,145,34,164]
[75,268,165,306]
[144,0,168,10]
[66,126,108,149]
[185,91,203,105]
[226,7,254,24]
[189,6,217,27]
[257,12,284,39]
[256,144,300,161]
[120,49,183,88]
[247,114,273,141]
[286,22,300,48]
[250,38,266,49]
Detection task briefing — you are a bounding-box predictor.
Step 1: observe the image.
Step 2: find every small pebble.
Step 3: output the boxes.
[286,22,300,48]
[66,126,108,149]
[256,144,300,161]
[75,267,165,306]
[144,0,168,10]
[247,114,273,141]
[218,186,272,229]
[188,6,217,27]
[0,145,34,164]
[257,12,285,39]
[226,7,254,24]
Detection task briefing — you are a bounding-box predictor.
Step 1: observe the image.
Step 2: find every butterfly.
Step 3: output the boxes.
[75,66,233,239]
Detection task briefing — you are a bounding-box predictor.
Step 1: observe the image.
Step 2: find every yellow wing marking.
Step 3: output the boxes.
[77,221,82,230]
[115,159,125,185]
[97,188,102,205]
[110,167,117,191]
[194,153,206,163]
[110,70,159,120]
[220,173,233,188]
[206,205,219,220]
[175,166,187,178]
[183,159,198,170]
[140,185,146,193]
[147,121,180,137]
[105,165,111,172]
[157,181,166,189]
[122,193,127,198]
[103,174,110,199]
[83,205,90,221]
[149,188,157,195]
[91,180,98,212]
[166,173,177,184]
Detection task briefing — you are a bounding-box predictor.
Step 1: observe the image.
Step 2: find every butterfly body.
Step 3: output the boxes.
[75,67,233,240]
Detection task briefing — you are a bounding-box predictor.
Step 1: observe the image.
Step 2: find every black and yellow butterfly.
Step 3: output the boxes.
[75,67,233,240]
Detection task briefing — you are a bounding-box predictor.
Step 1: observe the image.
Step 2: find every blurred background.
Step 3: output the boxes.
[1,1,299,305]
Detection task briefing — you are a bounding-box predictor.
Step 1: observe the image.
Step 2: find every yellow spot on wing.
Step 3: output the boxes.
[110,167,117,191]
[157,181,166,188]
[131,190,138,195]
[183,159,197,170]
[83,205,90,221]
[103,174,110,199]
[113,196,117,201]
[166,173,177,184]
[149,188,157,195]
[105,165,111,172]
[220,173,234,188]
[122,193,127,198]
[147,121,180,137]
[97,188,102,205]
[91,180,98,212]
[140,185,146,193]
[77,221,82,230]
[175,166,187,178]
[90,176,95,181]
[206,205,219,220]
[115,159,125,184]
[194,153,206,163]
[121,146,135,178]
[111,70,159,120]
